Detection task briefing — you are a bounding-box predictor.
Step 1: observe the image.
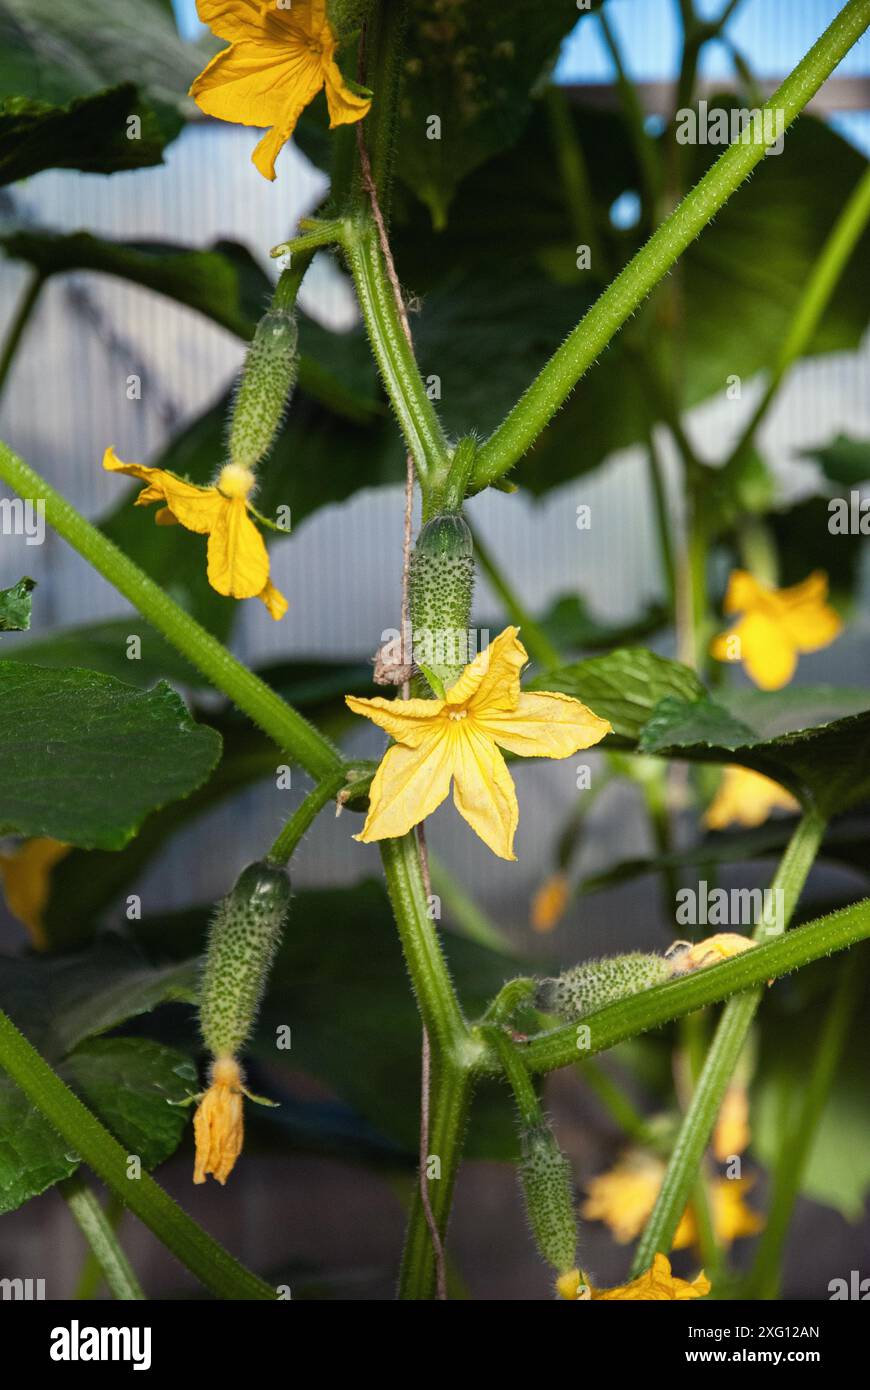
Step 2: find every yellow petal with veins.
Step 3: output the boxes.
[451,723,519,860]
[478,690,611,759]
[355,728,455,844]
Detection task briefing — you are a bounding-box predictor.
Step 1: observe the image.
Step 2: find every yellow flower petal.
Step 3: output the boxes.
[345,694,446,749]
[704,765,799,830]
[0,837,69,950]
[668,932,755,974]
[556,1268,589,1300]
[531,872,570,933]
[446,626,526,711]
[356,729,455,844]
[582,1151,665,1244]
[478,690,612,759]
[590,1253,710,1300]
[190,0,370,182]
[193,1055,245,1185]
[206,494,270,599]
[451,724,519,860]
[259,578,288,621]
[711,568,841,690]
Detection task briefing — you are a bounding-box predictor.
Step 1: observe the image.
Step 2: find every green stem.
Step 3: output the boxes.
[0,441,342,781]
[397,1059,473,1300]
[269,219,343,266]
[471,0,870,488]
[266,769,348,866]
[0,272,43,400]
[0,1008,275,1300]
[747,955,861,1299]
[726,160,870,465]
[74,1193,125,1300]
[630,809,826,1275]
[513,888,864,1078]
[379,834,470,1055]
[358,0,407,210]
[341,220,449,486]
[597,7,660,225]
[485,1026,540,1130]
[469,524,561,669]
[544,87,609,280]
[61,1175,145,1301]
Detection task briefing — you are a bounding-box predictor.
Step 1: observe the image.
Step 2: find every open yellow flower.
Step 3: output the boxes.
[557,1254,710,1300]
[190,0,372,181]
[103,448,287,619]
[346,628,611,860]
[0,837,69,950]
[704,765,799,830]
[531,872,570,933]
[710,569,841,690]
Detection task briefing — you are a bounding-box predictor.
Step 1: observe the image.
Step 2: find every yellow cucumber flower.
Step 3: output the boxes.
[710,568,841,690]
[558,1254,710,1300]
[667,932,755,974]
[193,1055,245,1185]
[103,448,287,620]
[704,764,799,830]
[0,837,69,950]
[582,1149,763,1251]
[345,628,611,860]
[190,0,372,181]
[531,872,570,932]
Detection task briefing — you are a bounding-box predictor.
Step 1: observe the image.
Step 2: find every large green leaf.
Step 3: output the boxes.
[0,576,33,632]
[394,1,591,226]
[538,649,870,813]
[3,617,202,687]
[0,0,201,110]
[0,941,198,1212]
[0,84,179,184]
[803,433,870,487]
[0,664,221,848]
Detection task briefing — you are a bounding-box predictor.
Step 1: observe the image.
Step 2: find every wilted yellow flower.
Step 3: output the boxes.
[704,765,799,830]
[583,1150,763,1251]
[193,1055,245,1185]
[667,932,756,975]
[713,1080,751,1162]
[346,628,611,860]
[558,1254,710,1300]
[592,1253,711,1300]
[104,448,287,619]
[190,0,371,180]
[531,872,570,932]
[710,569,841,690]
[0,837,69,950]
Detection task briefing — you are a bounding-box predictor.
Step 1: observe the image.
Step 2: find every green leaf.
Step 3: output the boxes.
[766,495,863,604]
[0,85,178,185]
[0,664,221,848]
[0,231,270,339]
[0,576,33,632]
[64,1038,197,1168]
[0,938,198,1057]
[3,617,201,687]
[803,433,870,487]
[0,1037,195,1213]
[539,649,870,814]
[528,647,705,743]
[535,594,667,654]
[0,0,201,111]
[395,2,589,226]
[0,941,198,1212]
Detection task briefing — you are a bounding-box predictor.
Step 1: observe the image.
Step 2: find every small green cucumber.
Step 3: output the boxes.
[410,511,475,690]
[228,309,299,471]
[519,1123,578,1276]
[537,952,672,1023]
[199,860,291,1060]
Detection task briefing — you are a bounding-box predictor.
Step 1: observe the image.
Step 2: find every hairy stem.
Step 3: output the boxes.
[0,442,343,780]
[61,1175,145,1301]
[0,1008,275,1300]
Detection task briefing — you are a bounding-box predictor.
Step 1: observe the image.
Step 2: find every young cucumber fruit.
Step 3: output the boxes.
[228,309,299,471]
[519,1123,579,1277]
[409,511,475,690]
